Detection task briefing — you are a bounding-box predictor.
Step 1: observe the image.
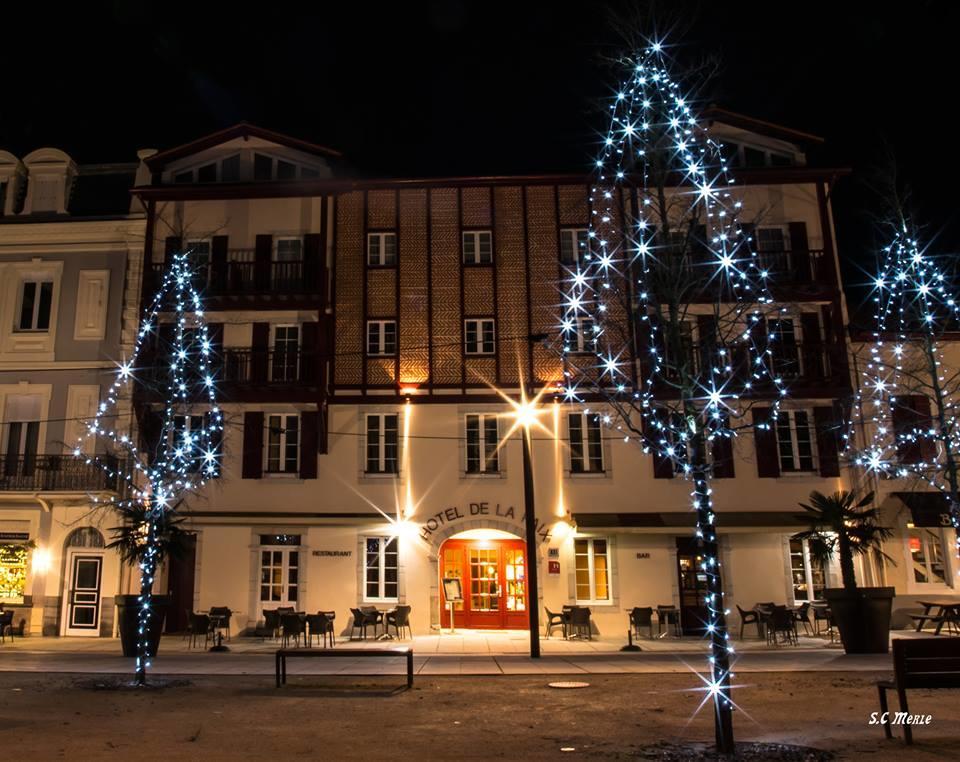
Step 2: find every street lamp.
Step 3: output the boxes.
[504,387,551,659]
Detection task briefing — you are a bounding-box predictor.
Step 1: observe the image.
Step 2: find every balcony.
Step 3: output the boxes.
[146,254,323,308]
[223,348,318,385]
[650,341,846,398]
[0,455,128,493]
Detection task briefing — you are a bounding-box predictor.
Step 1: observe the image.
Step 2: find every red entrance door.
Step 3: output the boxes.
[440,539,528,629]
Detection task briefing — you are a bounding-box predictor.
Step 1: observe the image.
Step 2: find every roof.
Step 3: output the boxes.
[69,163,138,216]
[145,122,343,170]
[703,106,824,146]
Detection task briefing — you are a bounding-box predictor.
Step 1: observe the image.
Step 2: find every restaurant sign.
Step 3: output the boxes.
[312,550,352,558]
[419,501,550,543]
[0,532,29,542]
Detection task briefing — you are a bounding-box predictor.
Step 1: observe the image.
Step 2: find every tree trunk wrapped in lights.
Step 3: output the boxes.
[559,42,788,753]
[73,250,222,685]
[851,220,960,540]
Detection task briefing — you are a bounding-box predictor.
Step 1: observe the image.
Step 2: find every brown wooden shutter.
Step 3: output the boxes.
[300,321,319,384]
[211,235,228,291]
[789,221,810,282]
[711,420,735,478]
[753,406,780,478]
[254,234,272,291]
[207,322,224,382]
[740,222,755,254]
[139,409,163,465]
[304,233,323,293]
[644,414,674,479]
[696,314,717,374]
[813,406,841,477]
[893,396,935,463]
[299,411,318,479]
[318,400,329,455]
[251,323,270,383]
[799,312,823,381]
[164,236,182,262]
[242,411,263,479]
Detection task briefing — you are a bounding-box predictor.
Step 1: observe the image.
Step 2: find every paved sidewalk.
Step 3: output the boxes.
[0,645,892,676]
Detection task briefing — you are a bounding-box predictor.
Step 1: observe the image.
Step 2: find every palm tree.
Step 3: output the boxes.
[795,490,894,591]
[106,499,191,566]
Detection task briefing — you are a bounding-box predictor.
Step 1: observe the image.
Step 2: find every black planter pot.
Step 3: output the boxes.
[116,594,170,658]
[823,587,895,654]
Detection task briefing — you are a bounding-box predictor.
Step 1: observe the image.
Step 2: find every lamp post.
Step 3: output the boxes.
[520,417,541,659]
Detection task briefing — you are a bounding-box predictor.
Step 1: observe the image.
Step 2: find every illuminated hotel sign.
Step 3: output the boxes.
[418,501,550,543]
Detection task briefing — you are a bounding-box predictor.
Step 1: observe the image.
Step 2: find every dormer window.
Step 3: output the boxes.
[172,154,241,184]
[21,148,77,215]
[252,152,320,181]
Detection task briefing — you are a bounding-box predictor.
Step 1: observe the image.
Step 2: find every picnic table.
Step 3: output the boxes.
[911,601,960,635]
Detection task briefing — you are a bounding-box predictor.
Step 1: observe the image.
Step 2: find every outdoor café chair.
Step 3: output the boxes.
[657,605,681,637]
[793,602,813,636]
[629,607,654,639]
[209,606,232,641]
[737,604,763,639]
[386,605,413,640]
[568,606,592,640]
[255,608,281,641]
[349,607,380,640]
[306,612,335,647]
[280,613,305,648]
[0,610,14,643]
[361,605,385,633]
[544,607,568,638]
[765,606,798,646]
[187,613,213,649]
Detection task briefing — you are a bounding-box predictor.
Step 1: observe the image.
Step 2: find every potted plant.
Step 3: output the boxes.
[108,501,191,658]
[796,490,895,654]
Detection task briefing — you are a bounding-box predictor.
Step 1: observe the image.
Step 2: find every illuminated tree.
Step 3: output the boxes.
[851,218,960,540]
[74,249,222,685]
[559,42,788,752]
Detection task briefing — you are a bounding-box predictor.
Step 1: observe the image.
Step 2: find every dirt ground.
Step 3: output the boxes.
[0,671,955,760]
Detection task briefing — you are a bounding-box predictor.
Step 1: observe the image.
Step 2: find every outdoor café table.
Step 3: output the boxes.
[655,607,681,639]
[205,610,241,652]
[375,608,398,641]
[914,601,960,635]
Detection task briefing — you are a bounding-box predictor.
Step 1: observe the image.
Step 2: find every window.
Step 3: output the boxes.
[364,536,399,601]
[575,538,610,603]
[272,325,300,382]
[465,414,499,473]
[275,238,302,262]
[462,231,493,265]
[768,318,800,378]
[172,414,204,473]
[789,537,826,603]
[173,170,193,184]
[907,526,947,584]
[569,412,603,473]
[0,181,7,216]
[560,228,589,267]
[265,414,299,473]
[221,154,240,182]
[367,232,397,266]
[277,159,297,181]
[366,320,397,356]
[569,317,596,354]
[0,543,29,603]
[756,227,789,273]
[186,239,212,285]
[254,153,273,181]
[197,163,217,183]
[775,410,816,472]
[464,319,496,355]
[259,535,300,606]
[17,280,53,331]
[365,414,399,474]
[756,227,786,253]
[743,146,766,167]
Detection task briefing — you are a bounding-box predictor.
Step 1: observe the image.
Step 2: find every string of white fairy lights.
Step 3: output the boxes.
[852,226,960,536]
[75,249,222,683]
[558,41,788,736]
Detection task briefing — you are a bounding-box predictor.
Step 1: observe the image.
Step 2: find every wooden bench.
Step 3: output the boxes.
[877,637,960,744]
[275,647,413,689]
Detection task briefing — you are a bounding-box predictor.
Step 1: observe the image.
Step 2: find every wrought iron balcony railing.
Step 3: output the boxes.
[148,256,320,296]
[222,348,318,385]
[0,455,127,493]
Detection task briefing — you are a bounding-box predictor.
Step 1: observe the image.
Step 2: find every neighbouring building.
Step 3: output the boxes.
[0,147,145,635]
[125,115,900,640]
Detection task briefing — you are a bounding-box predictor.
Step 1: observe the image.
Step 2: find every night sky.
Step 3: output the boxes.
[2,1,953,319]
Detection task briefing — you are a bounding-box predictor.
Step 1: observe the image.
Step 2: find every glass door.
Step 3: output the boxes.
[676,537,709,635]
[440,539,528,629]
